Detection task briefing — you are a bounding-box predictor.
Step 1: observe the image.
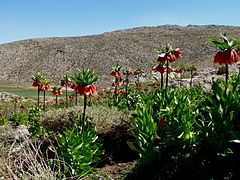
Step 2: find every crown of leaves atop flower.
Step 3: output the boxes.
[179,64,186,71]
[208,32,240,51]
[157,42,173,55]
[62,74,72,82]
[187,64,196,71]
[134,67,144,74]
[72,68,99,86]
[31,72,47,83]
[112,64,122,72]
[123,69,132,75]
[156,43,181,62]
[52,85,61,91]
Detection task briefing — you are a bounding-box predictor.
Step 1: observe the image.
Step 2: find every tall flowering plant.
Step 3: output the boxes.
[39,79,51,111]
[209,32,239,83]
[70,82,79,106]
[133,68,144,88]
[156,43,181,89]
[152,62,166,90]
[32,72,47,107]
[52,85,62,106]
[187,65,197,87]
[61,74,72,108]
[72,68,98,132]
[111,64,124,98]
[123,69,132,109]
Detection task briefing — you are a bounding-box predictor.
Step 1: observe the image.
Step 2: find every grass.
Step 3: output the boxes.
[0,86,69,99]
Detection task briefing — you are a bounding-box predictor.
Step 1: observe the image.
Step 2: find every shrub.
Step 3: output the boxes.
[202,75,240,156]
[9,112,28,127]
[57,114,104,178]
[28,107,45,137]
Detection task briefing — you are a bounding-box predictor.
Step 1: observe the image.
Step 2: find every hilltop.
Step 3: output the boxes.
[0,25,239,85]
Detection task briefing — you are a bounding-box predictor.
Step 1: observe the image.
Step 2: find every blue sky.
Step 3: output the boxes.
[0,0,239,44]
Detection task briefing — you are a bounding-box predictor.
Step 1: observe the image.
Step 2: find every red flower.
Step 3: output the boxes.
[60,81,66,86]
[159,119,165,127]
[157,55,167,62]
[152,65,166,74]
[76,84,97,96]
[166,53,177,62]
[111,71,117,76]
[152,82,160,88]
[134,70,144,75]
[53,90,62,96]
[166,66,174,74]
[32,82,41,87]
[174,48,182,59]
[14,98,20,104]
[70,84,77,90]
[116,89,126,95]
[111,71,122,77]
[112,79,124,87]
[214,51,224,64]
[106,88,114,94]
[124,70,132,76]
[214,49,239,65]
[40,84,51,91]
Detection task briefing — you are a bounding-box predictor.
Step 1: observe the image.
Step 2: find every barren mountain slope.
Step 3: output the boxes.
[0,25,239,84]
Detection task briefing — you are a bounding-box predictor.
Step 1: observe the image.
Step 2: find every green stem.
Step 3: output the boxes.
[43,90,46,111]
[82,94,87,133]
[161,73,164,90]
[75,91,78,106]
[225,63,229,84]
[180,72,182,87]
[166,59,169,89]
[65,85,68,108]
[37,86,40,107]
[14,103,17,114]
[190,70,193,88]
[55,95,58,107]
[125,75,129,109]
[114,77,118,100]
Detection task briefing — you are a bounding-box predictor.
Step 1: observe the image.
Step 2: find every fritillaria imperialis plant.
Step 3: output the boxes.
[52,85,62,106]
[70,82,79,106]
[39,80,51,111]
[72,68,98,132]
[32,72,47,107]
[175,64,187,87]
[123,69,132,109]
[187,65,197,87]
[134,68,145,88]
[111,64,124,98]
[61,74,72,108]
[152,62,166,90]
[13,97,20,113]
[157,43,181,89]
[209,32,239,83]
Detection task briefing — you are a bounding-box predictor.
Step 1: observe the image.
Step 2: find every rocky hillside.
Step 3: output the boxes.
[0,25,239,84]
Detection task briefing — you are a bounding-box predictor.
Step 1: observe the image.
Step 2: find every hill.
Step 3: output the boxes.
[0,25,239,85]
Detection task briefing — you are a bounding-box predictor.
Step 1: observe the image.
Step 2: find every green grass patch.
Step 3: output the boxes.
[0,86,68,99]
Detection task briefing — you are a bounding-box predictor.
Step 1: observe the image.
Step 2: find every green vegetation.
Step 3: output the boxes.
[0,86,59,99]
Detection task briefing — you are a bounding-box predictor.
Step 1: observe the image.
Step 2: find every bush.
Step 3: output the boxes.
[28,107,45,137]
[9,112,28,127]
[57,114,104,178]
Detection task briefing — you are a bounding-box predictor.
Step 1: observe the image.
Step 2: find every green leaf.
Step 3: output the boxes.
[127,141,141,153]
[208,39,224,50]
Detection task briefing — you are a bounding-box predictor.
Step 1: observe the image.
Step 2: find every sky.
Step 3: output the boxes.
[0,0,239,44]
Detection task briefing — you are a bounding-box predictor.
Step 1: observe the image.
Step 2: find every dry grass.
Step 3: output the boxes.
[40,105,131,134]
[0,127,64,179]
